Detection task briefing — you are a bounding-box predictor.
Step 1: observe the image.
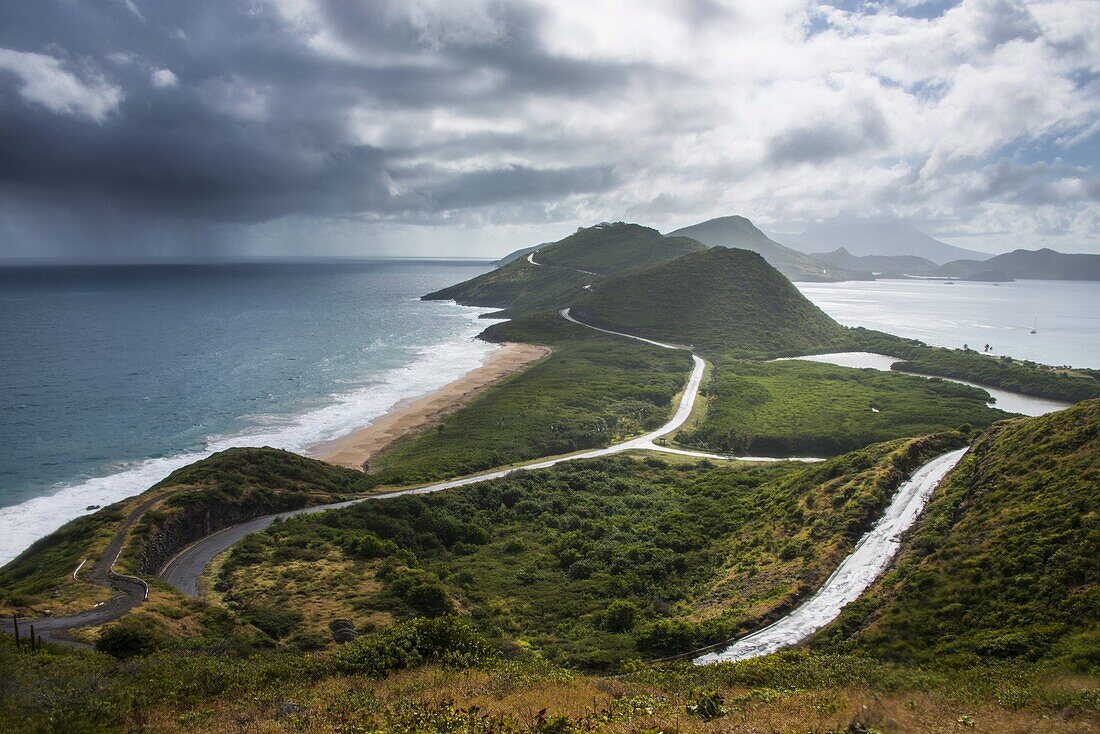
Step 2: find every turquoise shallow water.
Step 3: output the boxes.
[0,260,495,563]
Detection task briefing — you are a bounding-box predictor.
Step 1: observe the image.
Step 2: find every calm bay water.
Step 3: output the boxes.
[797,279,1100,370]
[0,260,495,564]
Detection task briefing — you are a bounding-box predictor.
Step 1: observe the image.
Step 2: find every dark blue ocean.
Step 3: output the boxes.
[0,260,495,563]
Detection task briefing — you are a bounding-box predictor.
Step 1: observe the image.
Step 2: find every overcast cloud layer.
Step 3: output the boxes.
[0,0,1098,260]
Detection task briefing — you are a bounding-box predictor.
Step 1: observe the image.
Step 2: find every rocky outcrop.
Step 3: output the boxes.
[137,499,306,575]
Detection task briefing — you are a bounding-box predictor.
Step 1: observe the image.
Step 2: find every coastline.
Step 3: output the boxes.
[314,342,550,470]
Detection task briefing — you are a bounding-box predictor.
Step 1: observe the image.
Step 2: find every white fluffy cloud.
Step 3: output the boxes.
[0,48,122,122]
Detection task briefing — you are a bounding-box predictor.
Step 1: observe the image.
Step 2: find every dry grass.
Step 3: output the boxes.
[134,664,1099,734]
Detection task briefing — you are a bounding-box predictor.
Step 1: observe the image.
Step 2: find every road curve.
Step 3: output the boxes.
[162,310,818,597]
[694,447,968,664]
[0,495,160,647]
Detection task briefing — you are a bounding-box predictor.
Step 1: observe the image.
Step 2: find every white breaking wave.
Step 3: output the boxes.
[0,303,502,566]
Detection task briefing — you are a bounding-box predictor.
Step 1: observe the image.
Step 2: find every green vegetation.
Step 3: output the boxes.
[533,223,704,275]
[573,247,848,356]
[367,313,691,485]
[849,329,1100,403]
[678,360,1008,456]
[2,629,1095,733]
[423,223,705,318]
[0,448,371,612]
[220,435,965,668]
[424,255,591,318]
[816,399,1100,667]
[0,505,125,604]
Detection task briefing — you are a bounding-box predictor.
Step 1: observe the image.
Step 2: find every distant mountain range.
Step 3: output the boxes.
[939,248,1100,281]
[780,219,988,265]
[810,248,940,278]
[488,216,1100,283]
[667,216,865,282]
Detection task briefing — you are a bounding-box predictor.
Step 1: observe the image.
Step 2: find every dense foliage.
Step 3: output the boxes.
[222,435,964,667]
[679,359,1008,456]
[851,329,1100,402]
[572,247,848,355]
[816,399,1100,667]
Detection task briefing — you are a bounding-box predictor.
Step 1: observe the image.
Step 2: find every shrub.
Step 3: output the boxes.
[603,600,640,633]
[333,616,496,678]
[95,620,162,659]
[243,605,303,640]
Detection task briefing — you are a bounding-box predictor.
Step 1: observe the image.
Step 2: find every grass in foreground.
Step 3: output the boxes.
[1,628,1096,734]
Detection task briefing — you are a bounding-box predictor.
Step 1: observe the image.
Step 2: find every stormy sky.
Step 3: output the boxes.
[0,0,1098,261]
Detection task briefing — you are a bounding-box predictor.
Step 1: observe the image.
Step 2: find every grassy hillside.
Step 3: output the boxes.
[816,399,1100,667]
[677,360,1009,456]
[217,435,963,667]
[534,222,705,275]
[423,223,706,317]
[0,448,369,613]
[668,216,861,282]
[572,246,848,355]
[366,313,691,485]
[422,255,591,318]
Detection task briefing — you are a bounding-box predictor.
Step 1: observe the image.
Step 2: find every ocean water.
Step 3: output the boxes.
[797,279,1100,370]
[0,260,496,565]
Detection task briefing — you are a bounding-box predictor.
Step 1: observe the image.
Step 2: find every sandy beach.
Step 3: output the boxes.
[315,342,550,470]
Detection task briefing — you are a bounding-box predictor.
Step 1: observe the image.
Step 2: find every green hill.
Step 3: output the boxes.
[668,215,864,282]
[817,399,1100,667]
[939,247,1100,281]
[534,222,705,275]
[423,223,706,317]
[572,246,848,355]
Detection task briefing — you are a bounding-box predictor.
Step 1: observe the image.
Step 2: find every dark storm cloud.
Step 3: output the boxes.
[0,0,638,255]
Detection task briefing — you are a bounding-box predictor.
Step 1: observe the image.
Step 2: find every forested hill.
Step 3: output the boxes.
[423,222,706,317]
[816,398,1100,667]
[572,246,847,355]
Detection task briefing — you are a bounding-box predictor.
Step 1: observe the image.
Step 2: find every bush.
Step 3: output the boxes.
[603,600,640,632]
[95,620,162,659]
[243,605,303,640]
[333,616,496,678]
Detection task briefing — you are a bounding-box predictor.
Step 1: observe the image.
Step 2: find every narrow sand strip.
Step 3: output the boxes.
[315,342,549,470]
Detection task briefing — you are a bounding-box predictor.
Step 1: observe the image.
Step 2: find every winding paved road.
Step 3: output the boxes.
[3,308,967,663]
[162,309,803,597]
[0,495,156,647]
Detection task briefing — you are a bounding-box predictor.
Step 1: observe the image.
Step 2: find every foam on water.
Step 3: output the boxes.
[0,303,501,566]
